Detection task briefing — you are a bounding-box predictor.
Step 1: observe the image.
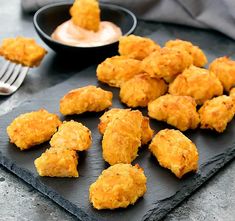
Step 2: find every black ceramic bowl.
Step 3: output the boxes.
[33,2,137,60]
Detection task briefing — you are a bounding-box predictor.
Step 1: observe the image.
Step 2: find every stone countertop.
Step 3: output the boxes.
[1,161,234,221]
[0,0,235,220]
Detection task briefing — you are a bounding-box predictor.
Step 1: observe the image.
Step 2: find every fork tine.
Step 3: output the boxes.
[0,62,16,83]
[0,61,10,79]
[6,64,22,85]
[11,66,29,89]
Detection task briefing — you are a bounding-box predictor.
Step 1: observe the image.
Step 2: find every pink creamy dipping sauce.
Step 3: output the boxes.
[51,20,122,47]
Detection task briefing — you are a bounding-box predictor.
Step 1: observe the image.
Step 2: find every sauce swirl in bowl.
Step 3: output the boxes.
[52,20,122,47]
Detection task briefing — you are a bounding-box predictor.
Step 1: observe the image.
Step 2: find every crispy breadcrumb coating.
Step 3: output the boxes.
[141,47,193,82]
[70,0,100,32]
[0,37,47,67]
[119,73,167,107]
[148,94,200,131]
[230,88,235,110]
[60,85,112,115]
[165,39,207,67]
[34,148,78,177]
[7,109,61,150]
[169,65,223,105]
[98,108,127,134]
[230,87,235,100]
[89,164,147,209]
[102,110,142,165]
[96,56,142,87]
[199,95,235,133]
[98,108,153,145]
[50,120,92,151]
[149,129,199,178]
[118,35,161,60]
[141,116,154,145]
[209,57,235,92]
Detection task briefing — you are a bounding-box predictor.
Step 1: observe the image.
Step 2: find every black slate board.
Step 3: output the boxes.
[1,30,235,221]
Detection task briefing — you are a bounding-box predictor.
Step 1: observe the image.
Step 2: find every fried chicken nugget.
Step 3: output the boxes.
[89,163,147,209]
[98,108,126,134]
[169,65,223,105]
[230,88,235,107]
[70,0,100,32]
[96,56,142,87]
[60,85,112,115]
[141,116,154,145]
[98,108,153,145]
[34,148,78,177]
[118,35,161,60]
[148,94,200,131]
[230,87,235,100]
[141,47,193,82]
[209,57,235,92]
[199,95,234,133]
[50,120,92,151]
[7,109,61,150]
[0,37,47,67]
[102,110,142,165]
[119,73,167,108]
[149,129,199,178]
[165,39,207,67]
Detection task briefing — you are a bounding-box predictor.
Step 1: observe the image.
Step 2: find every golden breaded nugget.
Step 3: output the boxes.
[102,110,142,165]
[7,109,61,150]
[230,87,235,101]
[165,39,207,67]
[50,120,92,151]
[230,88,235,109]
[141,116,154,145]
[230,87,235,96]
[118,35,161,60]
[119,73,167,107]
[199,95,234,133]
[96,56,142,87]
[148,94,200,131]
[141,47,193,82]
[0,37,47,67]
[98,108,153,145]
[209,57,235,92]
[98,108,130,134]
[89,164,147,209]
[70,0,100,32]
[34,148,78,177]
[149,129,199,178]
[169,65,223,105]
[60,85,112,115]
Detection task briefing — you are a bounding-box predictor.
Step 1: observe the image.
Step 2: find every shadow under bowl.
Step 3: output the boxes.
[33,2,137,62]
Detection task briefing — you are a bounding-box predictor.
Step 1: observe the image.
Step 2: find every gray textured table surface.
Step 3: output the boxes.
[0,1,235,220]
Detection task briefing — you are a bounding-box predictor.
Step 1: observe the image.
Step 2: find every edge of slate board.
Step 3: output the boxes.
[0,152,96,221]
[143,145,235,221]
[0,140,234,221]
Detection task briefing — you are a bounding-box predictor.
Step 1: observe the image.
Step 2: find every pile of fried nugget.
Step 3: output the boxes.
[6,33,235,210]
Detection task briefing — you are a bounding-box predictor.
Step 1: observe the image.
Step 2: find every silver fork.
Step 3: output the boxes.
[0,61,29,95]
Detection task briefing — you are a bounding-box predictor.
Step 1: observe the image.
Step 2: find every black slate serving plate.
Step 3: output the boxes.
[0,30,235,221]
